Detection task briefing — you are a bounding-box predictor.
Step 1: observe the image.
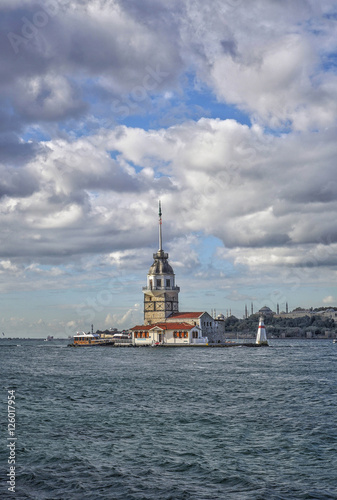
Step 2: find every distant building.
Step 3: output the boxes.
[258,306,274,317]
[167,311,225,342]
[319,308,337,320]
[275,309,311,319]
[275,308,337,320]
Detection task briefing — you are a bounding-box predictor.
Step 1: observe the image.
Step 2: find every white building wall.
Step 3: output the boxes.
[147,273,176,289]
[132,326,204,345]
[165,330,190,344]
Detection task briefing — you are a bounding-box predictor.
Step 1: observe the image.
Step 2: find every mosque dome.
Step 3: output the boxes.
[258,306,274,316]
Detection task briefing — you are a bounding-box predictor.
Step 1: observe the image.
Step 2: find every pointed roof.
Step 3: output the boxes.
[148,201,174,275]
[148,250,174,275]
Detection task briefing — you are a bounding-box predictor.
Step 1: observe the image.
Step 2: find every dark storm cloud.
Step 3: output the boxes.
[13,76,88,122]
[52,158,146,195]
[221,231,292,249]
[0,3,54,84]
[220,39,238,58]
[284,183,337,204]
[0,0,183,136]
[116,0,182,31]
[0,103,23,134]
[0,0,181,82]
[0,165,39,199]
[0,133,40,165]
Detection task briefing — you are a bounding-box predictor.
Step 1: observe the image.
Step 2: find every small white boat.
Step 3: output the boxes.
[333,339,337,344]
[256,316,268,346]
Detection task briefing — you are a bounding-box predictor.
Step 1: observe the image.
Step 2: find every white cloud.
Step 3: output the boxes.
[179,0,337,131]
[0,260,19,273]
[105,304,141,329]
[323,296,335,304]
[1,116,336,274]
[14,74,86,121]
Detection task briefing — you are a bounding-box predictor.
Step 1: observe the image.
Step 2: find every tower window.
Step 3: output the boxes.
[166,279,170,287]
[156,279,162,287]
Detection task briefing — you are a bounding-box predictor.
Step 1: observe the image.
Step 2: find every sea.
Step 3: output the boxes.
[1,338,337,500]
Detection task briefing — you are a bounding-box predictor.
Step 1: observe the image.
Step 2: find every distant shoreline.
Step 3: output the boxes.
[1,337,336,341]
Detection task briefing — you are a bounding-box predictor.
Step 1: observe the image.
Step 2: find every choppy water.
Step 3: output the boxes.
[1,339,337,499]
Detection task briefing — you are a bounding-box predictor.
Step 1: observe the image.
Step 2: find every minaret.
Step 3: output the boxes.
[143,201,180,325]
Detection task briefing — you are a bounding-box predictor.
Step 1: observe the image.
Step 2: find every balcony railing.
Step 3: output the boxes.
[192,337,208,344]
[142,285,180,292]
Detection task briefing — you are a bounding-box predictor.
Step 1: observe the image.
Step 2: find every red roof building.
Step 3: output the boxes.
[131,321,206,345]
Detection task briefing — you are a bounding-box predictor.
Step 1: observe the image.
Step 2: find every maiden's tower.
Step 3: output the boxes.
[143,201,180,325]
[131,202,226,345]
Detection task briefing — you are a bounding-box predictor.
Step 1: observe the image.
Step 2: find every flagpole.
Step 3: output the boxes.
[158,200,162,251]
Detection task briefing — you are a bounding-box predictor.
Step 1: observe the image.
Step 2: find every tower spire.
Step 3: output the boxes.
[158,200,162,251]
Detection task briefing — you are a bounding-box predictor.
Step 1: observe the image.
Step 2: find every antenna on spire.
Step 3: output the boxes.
[158,200,162,251]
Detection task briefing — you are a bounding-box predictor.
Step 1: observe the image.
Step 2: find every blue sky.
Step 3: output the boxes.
[1,0,337,337]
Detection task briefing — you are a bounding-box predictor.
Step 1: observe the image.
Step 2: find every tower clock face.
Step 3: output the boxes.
[145,302,154,311]
[155,302,165,311]
[173,302,178,311]
[166,302,172,310]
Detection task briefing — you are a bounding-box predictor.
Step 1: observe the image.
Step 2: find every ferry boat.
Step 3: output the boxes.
[72,332,114,347]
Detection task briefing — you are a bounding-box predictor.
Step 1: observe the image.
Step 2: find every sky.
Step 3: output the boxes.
[1,0,337,337]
